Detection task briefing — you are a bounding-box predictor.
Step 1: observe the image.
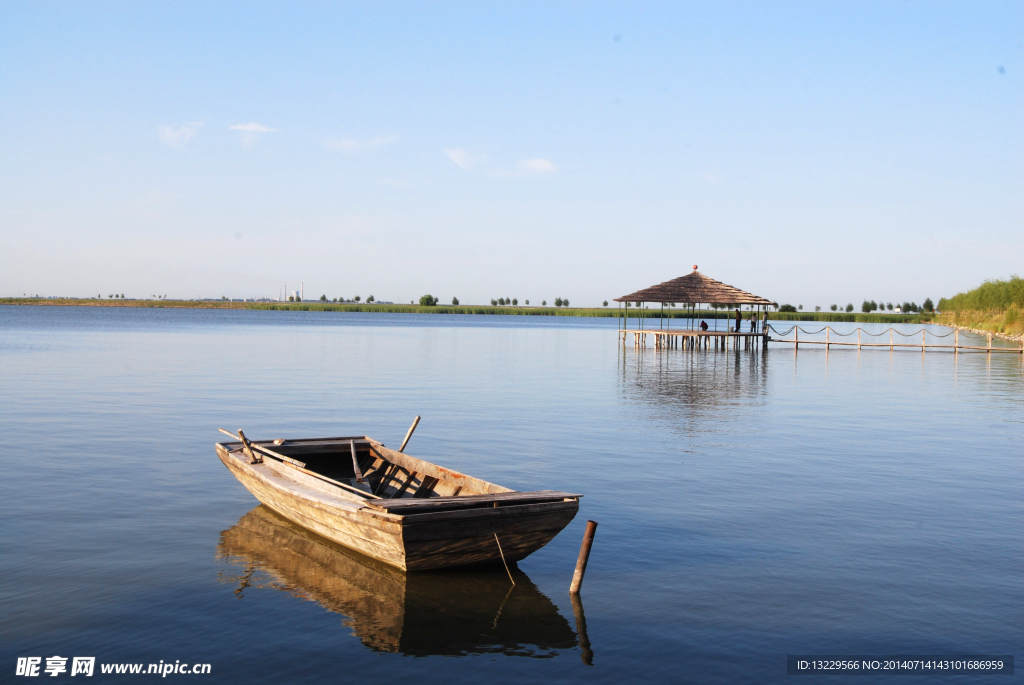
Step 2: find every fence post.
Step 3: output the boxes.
[955,329,958,354]
[890,329,893,352]
[826,326,830,350]
[988,332,992,353]
[795,327,799,349]
[922,330,926,352]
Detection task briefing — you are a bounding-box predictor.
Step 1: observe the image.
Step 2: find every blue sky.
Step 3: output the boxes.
[1,2,1020,306]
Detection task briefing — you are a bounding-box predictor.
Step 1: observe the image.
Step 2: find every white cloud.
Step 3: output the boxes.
[444,147,478,170]
[229,122,278,133]
[326,135,398,153]
[158,122,203,149]
[229,122,279,146]
[487,157,559,178]
[517,158,557,176]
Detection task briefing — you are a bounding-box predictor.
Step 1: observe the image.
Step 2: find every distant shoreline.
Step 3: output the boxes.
[1,297,933,323]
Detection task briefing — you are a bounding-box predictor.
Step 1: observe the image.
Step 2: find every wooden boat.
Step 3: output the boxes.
[218,505,578,656]
[215,429,580,571]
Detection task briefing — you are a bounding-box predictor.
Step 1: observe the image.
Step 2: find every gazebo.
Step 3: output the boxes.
[614,266,776,350]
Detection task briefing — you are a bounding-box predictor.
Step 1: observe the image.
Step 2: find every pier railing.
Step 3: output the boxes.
[766,325,1024,354]
[619,325,1024,354]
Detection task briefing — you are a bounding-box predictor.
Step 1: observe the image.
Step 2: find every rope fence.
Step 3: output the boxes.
[764,324,1022,354]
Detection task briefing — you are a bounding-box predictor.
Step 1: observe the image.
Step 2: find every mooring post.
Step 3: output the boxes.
[569,520,598,594]
[857,328,861,350]
[955,329,959,353]
[922,330,926,352]
[988,332,992,353]
[826,326,830,350]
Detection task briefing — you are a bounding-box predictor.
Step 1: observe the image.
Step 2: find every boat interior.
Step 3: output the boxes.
[224,435,505,500]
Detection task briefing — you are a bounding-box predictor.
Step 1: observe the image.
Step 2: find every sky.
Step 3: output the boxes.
[1,1,1021,307]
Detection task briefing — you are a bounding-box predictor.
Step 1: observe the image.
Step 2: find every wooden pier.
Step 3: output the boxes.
[622,324,1024,354]
[622,329,767,351]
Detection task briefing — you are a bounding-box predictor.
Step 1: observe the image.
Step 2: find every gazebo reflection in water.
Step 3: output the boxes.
[615,266,776,351]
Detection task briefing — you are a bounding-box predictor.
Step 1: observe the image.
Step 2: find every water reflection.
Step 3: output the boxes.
[217,506,580,658]
[620,346,769,417]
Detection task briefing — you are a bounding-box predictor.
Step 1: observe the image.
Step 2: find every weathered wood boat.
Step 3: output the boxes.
[215,427,580,571]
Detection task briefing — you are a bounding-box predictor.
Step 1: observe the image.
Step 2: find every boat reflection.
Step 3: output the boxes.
[217,506,580,658]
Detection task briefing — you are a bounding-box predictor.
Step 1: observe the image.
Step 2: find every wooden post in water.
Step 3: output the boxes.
[890,329,893,352]
[857,328,861,350]
[569,520,598,594]
[826,326,830,350]
[987,332,992,354]
[922,330,926,352]
[795,327,799,349]
[955,329,959,354]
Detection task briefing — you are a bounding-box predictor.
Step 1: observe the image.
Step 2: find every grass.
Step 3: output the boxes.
[1,297,932,323]
[936,276,1024,337]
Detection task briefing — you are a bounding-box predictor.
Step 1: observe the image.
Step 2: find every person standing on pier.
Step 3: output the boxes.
[750,312,757,333]
[735,308,741,333]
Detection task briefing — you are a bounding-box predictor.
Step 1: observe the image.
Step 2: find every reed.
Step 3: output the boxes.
[1,298,934,323]
[936,277,1024,337]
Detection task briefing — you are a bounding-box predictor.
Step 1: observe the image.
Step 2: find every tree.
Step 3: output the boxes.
[861,300,872,313]
[603,300,609,306]
[830,304,837,311]
[798,304,803,310]
[354,295,361,302]
[512,298,518,306]
[845,303,854,312]
[367,295,375,303]
[320,294,327,301]
[923,297,934,312]
[490,299,497,306]
[554,297,562,307]
[288,296,294,301]
[451,297,459,306]
[886,302,893,311]
[419,294,438,306]
[498,297,505,306]
[541,300,546,306]
[563,298,570,307]
[525,300,529,305]
[779,304,797,312]
[815,306,821,312]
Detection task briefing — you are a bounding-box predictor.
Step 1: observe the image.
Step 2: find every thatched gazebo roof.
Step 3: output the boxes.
[614,268,774,305]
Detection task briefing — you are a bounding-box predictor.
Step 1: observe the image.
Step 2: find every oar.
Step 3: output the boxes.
[218,428,307,468]
[398,416,421,453]
[350,440,364,482]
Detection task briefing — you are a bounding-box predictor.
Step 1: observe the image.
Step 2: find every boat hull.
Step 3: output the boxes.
[217,447,578,570]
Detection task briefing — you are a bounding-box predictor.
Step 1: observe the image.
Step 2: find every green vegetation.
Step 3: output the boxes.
[779,304,797,313]
[419,294,439,306]
[0,297,935,323]
[937,276,1024,337]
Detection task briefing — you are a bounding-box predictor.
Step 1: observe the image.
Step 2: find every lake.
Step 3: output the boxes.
[1,306,1020,683]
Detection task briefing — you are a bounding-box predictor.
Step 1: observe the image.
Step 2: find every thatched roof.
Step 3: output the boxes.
[614,270,774,305]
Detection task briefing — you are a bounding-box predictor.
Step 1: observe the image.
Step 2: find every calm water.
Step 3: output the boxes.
[1,306,1021,683]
